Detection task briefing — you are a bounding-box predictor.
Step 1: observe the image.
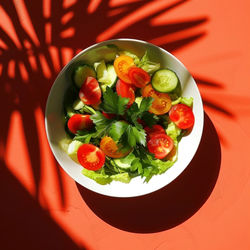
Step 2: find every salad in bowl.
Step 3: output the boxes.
[45,39,203,197]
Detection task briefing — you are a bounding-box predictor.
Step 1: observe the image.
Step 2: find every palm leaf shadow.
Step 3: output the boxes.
[194,76,234,117]
[0,0,229,233]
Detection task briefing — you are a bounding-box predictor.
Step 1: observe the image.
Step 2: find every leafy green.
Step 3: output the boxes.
[119,50,140,64]
[90,111,114,138]
[110,173,131,183]
[141,112,159,127]
[82,168,112,185]
[74,130,95,143]
[79,104,96,114]
[132,126,146,146]
[108,121,128,141]
[126,97,154,128]
[130,158,142,172]
[166,122,182,142]
[171,96,193,107]
[125,125,146,147]
[101,87,129,115]
[125,125,137,147]
[138,51,161,74]
[133,146,175,182]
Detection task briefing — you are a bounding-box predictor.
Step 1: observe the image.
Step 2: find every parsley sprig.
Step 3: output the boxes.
[86,87,155,148]
[100,87,129,115]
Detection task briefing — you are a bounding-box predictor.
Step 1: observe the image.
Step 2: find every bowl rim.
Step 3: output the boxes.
[45,38,204,198]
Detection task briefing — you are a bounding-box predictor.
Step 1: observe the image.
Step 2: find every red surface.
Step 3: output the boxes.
[1,0,250,249]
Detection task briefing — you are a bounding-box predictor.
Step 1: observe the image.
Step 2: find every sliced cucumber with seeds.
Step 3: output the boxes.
[112,152,136,170]
[152,69,179,93]
[73,65,96,88]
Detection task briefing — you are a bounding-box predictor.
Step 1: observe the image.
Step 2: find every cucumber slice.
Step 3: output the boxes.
[94,60,108,81]
[94,60,117,92]
[106,64,117,86]
[113,152,136,170]
[72,99,84,110]
[66,106,76,117]
[67,140,83,163]
[152,69,179,93]
[73,65,96,88]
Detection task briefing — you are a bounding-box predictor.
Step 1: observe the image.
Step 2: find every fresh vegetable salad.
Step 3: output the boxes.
[62,45,195,184]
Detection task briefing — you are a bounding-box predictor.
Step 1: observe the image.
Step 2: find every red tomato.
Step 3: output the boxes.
[100,136,131,158]
[67,114,93,134]
[77,144,105,170]
[128,66,150,88]
[169,104,195,129]
[79,76,101,105]
[102,111,115,119]
[147,134,174,159]
[142,84,172,115]
[116,79,135,106]
[114,55,135,84]
[144,125,166,140]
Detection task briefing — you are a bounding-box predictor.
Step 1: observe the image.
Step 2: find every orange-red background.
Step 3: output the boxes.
[1,0,250,249]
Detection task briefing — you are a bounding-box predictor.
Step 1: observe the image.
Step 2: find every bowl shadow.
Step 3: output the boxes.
[76,112,221,233]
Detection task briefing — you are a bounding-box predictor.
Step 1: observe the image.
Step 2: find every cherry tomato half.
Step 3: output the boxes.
[147,133,174,159]
[128,66,150,88]
[79,76,101,105]
[102,111,115,119]
[169,103,195,129]
[67,114,93,134]
[116,79,135,106]
[100,136,131,158]
[114,55,135,84]
[144,124,166,140]
[77,144,105,171]
[142,84,172,115]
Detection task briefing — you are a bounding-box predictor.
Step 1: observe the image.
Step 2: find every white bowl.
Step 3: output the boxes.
[45,39,204,198]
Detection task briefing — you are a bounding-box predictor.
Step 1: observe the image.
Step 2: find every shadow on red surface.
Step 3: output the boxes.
[0,161,86,250]
[77,112,221,233]
[0,0,227,245]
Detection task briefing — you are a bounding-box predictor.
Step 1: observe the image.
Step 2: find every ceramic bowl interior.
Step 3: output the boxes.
[45,39,204,197]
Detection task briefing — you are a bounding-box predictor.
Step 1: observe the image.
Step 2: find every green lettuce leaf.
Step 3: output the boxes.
[110,173,131,183]
[119,50,140,64]
[171,97,193,107]
[82,168,112,185]
[166,122,182,142]
[138,51,161,74]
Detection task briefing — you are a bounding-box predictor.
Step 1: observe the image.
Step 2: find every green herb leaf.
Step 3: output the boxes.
[126,97,153,128]
[125,125,146,147]
[101,87,129,115]
[126,125,137,147]
[130,158,142,172]
[132,127,146,146]
[109,121,128,141]
[141,112,159,127]
[139,97,154,113]
[90,111,114,138]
